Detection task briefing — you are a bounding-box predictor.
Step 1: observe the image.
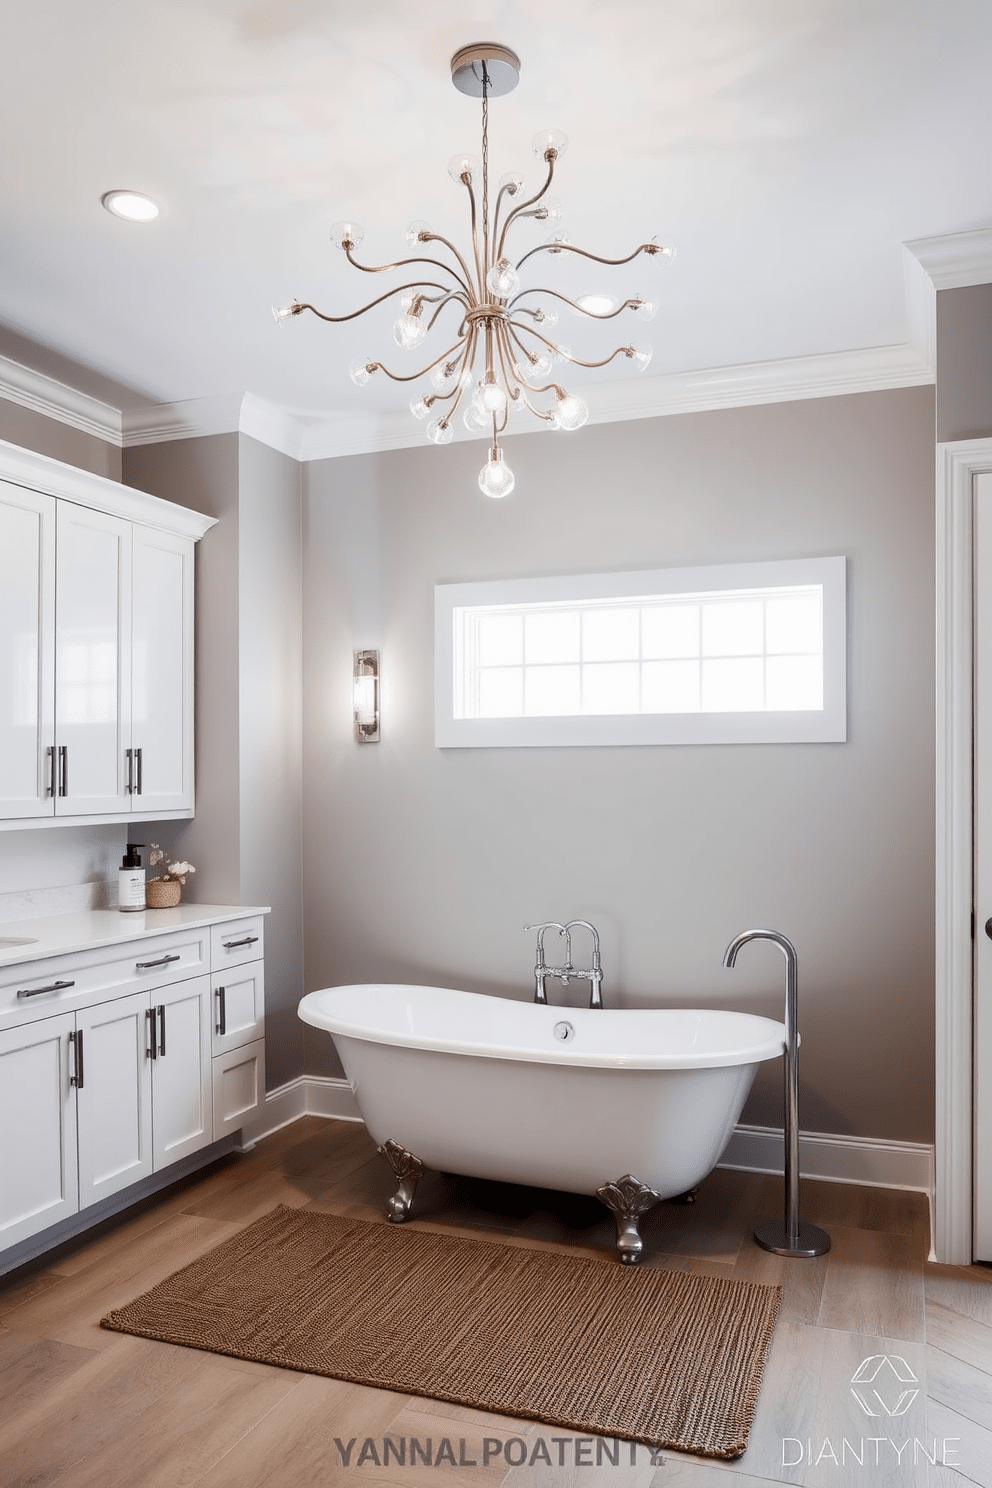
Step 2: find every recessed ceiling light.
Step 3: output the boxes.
[101,190,161,223]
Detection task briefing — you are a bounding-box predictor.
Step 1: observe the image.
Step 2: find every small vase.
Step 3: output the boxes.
[146,879,182,909]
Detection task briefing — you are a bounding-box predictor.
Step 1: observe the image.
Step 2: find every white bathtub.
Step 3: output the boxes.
[299,983,785,1259]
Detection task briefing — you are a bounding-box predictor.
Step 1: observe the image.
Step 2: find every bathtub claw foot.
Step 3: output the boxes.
[377,1139,424,1222]
[596,1174,660,1265]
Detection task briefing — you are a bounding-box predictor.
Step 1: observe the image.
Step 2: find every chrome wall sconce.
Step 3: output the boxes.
[354,650,380,742]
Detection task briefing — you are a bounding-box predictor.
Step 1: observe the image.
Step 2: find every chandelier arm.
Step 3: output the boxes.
[431,329,477,403]
[513,242,661,272]
[289,282,458,325]
[371,338,468,384]
[506,320,636,373]
[509,288,639,320]
[495,155,556,261]
[344,241,472,296]
[491,181,521,257]
[494,327,525,416]
[426,292,471,332]
[457,178,485,299]
[418,233,479,302]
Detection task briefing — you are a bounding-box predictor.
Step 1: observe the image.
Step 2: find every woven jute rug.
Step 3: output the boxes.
[102,1204,780,1460]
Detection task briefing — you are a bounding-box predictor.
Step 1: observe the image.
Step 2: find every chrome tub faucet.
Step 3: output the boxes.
[524,920,604,1008]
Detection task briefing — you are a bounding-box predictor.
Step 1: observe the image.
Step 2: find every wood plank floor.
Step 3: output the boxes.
[0,1116,988,1487]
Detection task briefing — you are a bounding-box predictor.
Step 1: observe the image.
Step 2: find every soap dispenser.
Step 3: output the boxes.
[119,843,146,912]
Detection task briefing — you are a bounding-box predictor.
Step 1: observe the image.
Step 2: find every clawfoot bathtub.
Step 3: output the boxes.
[298,984,785,1263]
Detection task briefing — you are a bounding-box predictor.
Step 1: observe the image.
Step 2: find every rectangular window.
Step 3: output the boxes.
[436,557,847,748]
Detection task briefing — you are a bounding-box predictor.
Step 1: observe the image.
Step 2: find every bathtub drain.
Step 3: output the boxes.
[553,1020,575,1042]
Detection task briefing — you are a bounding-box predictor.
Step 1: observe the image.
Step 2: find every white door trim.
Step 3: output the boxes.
[935,437,992,1262]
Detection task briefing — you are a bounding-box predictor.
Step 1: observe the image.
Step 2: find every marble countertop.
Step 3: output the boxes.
[0,904,269,968]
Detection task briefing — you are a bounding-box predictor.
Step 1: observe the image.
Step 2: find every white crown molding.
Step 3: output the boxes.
[0,352,122,446]
[121,392,243,447]
[0,435,215,538]
[906,226,992,291]
[294,342,933,464]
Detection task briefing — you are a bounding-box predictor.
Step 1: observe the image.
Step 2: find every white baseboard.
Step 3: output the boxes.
[719,1122,934,1194]
[249,1079,934,1195]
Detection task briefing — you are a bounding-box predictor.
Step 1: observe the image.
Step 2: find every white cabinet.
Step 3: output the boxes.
[0,909,265,1260]
[0,482,55,819]
[0,1012,78,1250]
[0,439,212,827]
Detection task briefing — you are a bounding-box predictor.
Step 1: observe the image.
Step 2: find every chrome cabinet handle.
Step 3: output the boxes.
[135,953,181,970]
[215,985,226,1036]
[125,747,133,794]
[222,935,258,949]
[135,747,142,795]
[69,1028,84,1088]
[46,745,55,797]
[158,1003,166,1056]
[57,745,67,797]
[146,1006,157,1060]
[17,979,75,999]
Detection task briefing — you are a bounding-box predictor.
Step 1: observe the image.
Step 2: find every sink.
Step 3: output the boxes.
[0,936,39,948]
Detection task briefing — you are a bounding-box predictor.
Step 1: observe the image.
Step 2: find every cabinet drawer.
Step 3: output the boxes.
[213,1038,265,1139]
[211,966,264,1056]
[0,927,211,1029]
[210,917,264,971]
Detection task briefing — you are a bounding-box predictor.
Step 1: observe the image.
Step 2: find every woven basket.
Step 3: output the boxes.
[146,878,182,909]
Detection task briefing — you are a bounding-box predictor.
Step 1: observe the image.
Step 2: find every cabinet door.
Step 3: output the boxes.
[76,990,153,1206]
[131,527,194,813]
[55,503,131,815]
[0,483,55,819]
[0,1012,78,1248]
[213,1038,266,1140]
[152,976,212,1168]
[211,964,265,1057]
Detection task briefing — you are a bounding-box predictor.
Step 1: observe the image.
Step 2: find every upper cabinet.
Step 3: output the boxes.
[0,441,214,828]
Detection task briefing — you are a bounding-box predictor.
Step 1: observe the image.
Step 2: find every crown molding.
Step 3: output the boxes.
[121,393,243,447]
[905,226,992,291]
[0,435,215,539]
[0,352,123,446]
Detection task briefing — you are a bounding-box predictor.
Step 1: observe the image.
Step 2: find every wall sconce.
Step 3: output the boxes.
[353,650,380,742]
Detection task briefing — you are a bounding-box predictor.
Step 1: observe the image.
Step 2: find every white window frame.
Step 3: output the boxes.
[435,556,847,748]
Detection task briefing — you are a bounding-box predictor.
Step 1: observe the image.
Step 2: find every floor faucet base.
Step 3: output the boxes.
[377,1138,424,1222]
[597,1173,660,1265]
[754,1217,831,1257]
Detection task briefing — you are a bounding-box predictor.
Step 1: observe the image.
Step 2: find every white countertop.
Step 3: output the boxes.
[0,904,269,967]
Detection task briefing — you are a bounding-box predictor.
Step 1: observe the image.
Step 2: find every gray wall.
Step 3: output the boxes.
[0,394,121,481]
[302,387,936,1144]
[936,284,992,442]
[123,433,305,1090]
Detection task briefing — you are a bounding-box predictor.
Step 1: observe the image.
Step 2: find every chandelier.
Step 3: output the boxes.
[273,44,673,498]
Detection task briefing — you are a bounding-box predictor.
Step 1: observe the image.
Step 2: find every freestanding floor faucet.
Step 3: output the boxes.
[723,928,830,1258]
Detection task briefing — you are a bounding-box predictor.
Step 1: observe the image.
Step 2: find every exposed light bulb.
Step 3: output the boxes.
[498,172,525,197]
[393,314,426,350]
[530,351,553,376]
[555,393,589,431]
[448,153,481,185]
[629,347,653,371]
[431,360,458,391]
[632,298,658,321]
[554,344,572,364]
[349,356,375,387]
[271,302,302,325]
[479,381,507,416]
[534,197,562,226]
[546,234,571,256]
[479,453,515,498]
[533,307,558,329]
[463,402,489,432]
[426,418,453,445]
[645,242,676,263]
[330,220,364,250]
[405,219,431,247]
[531,129,569,161]
[486,258,520,298]
[410,395,432,420]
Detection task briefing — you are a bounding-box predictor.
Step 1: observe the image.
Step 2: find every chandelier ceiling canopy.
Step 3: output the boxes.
[274,43,674,498]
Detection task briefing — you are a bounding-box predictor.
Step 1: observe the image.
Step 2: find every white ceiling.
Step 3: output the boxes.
[1,1,991,435]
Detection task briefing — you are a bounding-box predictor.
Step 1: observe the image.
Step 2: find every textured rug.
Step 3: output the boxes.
[102,1205,781,1460]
